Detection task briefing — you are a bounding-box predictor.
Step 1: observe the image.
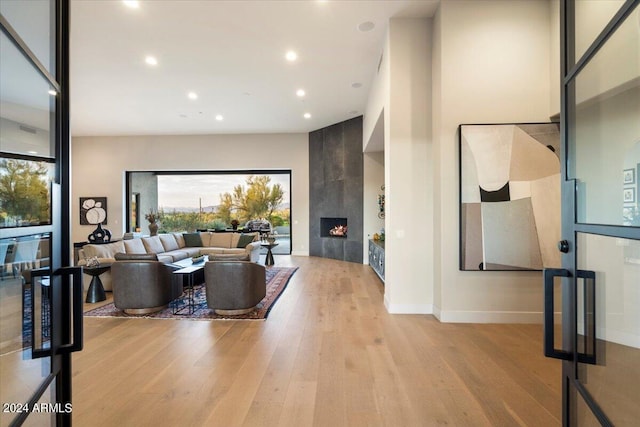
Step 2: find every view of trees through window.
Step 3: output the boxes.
[128,171,291,254]
[0,158,53,228]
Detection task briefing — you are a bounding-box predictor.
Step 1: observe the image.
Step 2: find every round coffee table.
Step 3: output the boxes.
[260,242,279,266]
[84,264,109,303]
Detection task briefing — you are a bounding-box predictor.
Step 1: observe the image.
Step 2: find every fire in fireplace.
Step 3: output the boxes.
[321,217,347,238]
[329,225,347,237]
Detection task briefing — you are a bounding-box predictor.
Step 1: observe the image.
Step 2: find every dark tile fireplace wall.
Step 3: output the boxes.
[309,116,363,263]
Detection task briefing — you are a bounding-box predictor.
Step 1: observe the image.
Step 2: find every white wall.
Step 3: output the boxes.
[363,18,433,312]
[384,18,433,314]
[71,133,309,255]
[550,0,560,116]
[433,0,554,322]
[363,45,389,152]
[432,4,443,312]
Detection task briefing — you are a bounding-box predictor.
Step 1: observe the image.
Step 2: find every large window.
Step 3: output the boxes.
[126,170,292,254]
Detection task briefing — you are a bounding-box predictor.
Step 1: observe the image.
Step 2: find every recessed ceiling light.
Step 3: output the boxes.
[285,51,298,62]
[296,89,306,97]
[145,56,158,66]
[188,92,198,100]
[304,113,311,119]
[358,21,375,32]
[27,150,38,155]
[351,82,362,88]
[122,0,139,9]
[215,115,224,121]
[48,89,57,96]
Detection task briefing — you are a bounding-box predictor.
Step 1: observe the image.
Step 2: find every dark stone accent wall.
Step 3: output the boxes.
[309,116,363,263]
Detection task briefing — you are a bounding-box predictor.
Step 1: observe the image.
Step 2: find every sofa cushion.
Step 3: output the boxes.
[159,234,179,251]
[198,247,226,255]
[163,250,190,262]
[200,232,212,247]
[82,240,125,259]
[172,232,186,248]
[209,253,250,261]
[236,233,256,248]
[222,247,248,254]
[123,238,146,254]
[179,247,200,258]
[183,232,203,247]
[142,236,165,254]
[156,254,174,264]
[208,232,232,248]
[114,253,159,261]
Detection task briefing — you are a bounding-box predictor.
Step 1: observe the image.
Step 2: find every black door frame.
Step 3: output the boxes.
[1,0,80,426]
[558,0,640,425]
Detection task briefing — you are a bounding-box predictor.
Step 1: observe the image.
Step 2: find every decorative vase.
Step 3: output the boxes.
[148,222,158,236]
[88,223,111,243]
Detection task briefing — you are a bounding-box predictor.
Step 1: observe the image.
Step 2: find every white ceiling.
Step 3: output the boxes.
[70,0,439,136]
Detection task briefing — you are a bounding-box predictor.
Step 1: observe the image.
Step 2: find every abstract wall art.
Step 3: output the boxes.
[80,197,107,225]
[459,123,561,271]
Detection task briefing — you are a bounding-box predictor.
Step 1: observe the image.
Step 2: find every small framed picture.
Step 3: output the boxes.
[623,187,635,203]
[623,168,635,184]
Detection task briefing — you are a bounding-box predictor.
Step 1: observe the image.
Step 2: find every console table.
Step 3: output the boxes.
[368,239,385,283]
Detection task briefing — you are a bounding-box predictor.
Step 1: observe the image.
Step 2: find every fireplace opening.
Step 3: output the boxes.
[321,217,347,238]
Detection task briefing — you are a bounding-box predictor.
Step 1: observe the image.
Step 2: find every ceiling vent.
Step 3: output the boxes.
[19,124,37,134]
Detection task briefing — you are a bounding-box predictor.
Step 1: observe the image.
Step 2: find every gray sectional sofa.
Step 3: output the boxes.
[77,232,261,291]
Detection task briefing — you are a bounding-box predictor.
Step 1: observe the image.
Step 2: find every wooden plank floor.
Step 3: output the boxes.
[73,256,562,426]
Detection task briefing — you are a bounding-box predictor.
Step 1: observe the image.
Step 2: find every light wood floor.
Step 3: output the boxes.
[73,256,562,427]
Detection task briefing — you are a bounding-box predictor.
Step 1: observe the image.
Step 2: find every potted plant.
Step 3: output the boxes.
[145,210,160,236]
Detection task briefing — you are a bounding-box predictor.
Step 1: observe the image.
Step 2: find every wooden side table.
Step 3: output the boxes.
[83,264,109,303]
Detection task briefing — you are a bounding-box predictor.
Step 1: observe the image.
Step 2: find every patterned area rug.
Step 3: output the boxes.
[84,266,298,321]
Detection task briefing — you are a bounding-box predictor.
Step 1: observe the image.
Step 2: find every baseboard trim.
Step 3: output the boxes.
[434,309,544,324]
[384,297,433,314]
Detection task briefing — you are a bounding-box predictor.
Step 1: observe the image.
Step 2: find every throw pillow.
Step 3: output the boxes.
[183,232,203,247]
[236,233,255,248]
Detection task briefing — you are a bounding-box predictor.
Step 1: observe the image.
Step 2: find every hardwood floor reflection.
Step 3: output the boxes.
[72,256,562,426]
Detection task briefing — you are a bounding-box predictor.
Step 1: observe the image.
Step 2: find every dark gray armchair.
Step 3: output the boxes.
[111,253,182,314]
[204,261,266,315]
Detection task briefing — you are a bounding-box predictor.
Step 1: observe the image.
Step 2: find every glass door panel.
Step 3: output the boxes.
[0,30,56,158]
[575,0,626,62]
[0,233,52,427]
[569,5,640,226]
[576,233,640,426]
[576,395,604,427]
[0,0,56,77]
[21,380,57,427]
